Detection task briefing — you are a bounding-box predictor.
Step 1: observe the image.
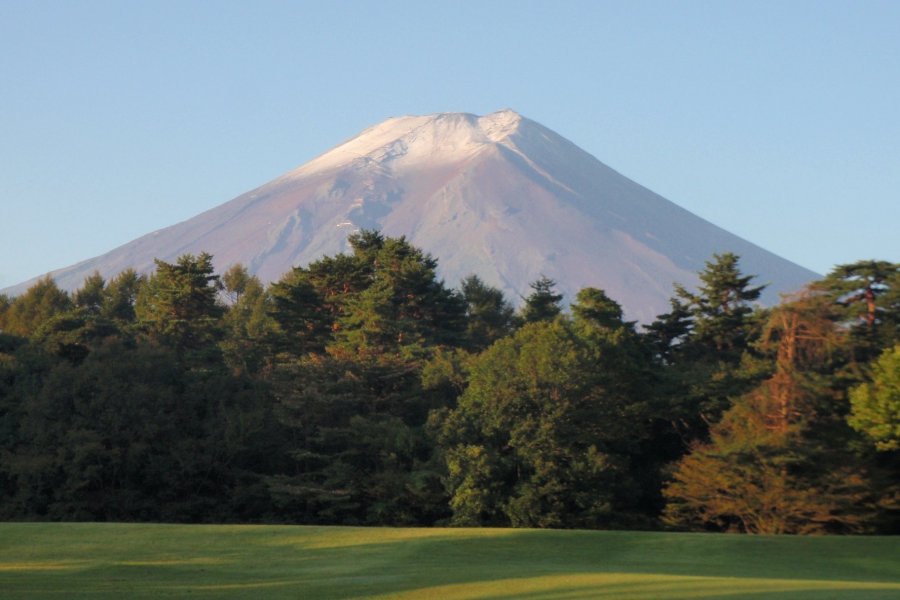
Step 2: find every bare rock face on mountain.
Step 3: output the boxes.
[5,110,818,322]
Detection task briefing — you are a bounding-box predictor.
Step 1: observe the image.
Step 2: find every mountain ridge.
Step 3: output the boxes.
[2,109,819,322]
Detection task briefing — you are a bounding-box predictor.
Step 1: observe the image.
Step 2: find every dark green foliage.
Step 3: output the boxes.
[520,276,563,324]
[0,294,9,322]
[31,311,121,364]
[642,297,692,364]
[267,232,469,524]
[269,231,467,358]
[101,268,145,323]
[648,253,768,441]
[820,260,900,365]
[1,240,897,534]
[220,264,276,375]
[268,269,333,357]
[270,349,447,525]
[135,253,224,358]
[333,234,467,355]
[72,272,106,314]
[460,275,517,351]
[438,310,657,528]
[571,287,630,330]
[1,332,282,523]
[678,252,764,359]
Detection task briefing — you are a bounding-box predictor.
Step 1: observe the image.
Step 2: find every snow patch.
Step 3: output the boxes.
[285,110,527,178]
[478,109,522,142]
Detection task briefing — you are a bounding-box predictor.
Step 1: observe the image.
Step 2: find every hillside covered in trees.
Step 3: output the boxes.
[1,231,897,534]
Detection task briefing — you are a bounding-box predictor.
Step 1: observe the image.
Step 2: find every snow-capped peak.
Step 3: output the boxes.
[288,110,526,178]
[478,108,523,142]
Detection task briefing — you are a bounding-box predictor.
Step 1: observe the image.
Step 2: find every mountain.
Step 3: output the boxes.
[4,109,818,322]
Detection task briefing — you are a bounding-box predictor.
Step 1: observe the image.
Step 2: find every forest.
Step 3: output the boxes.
[0,230,897,534]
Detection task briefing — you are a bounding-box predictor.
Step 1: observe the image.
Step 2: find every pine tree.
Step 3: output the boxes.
[334,235,466,355]
[269,232,467,525]
[659,253,768,436]
[135,253,224,357]
[821,260,900,365]
[220,264,276,375]
[664,291,876,534]
[73,272,106,314]
[0,277,72,337]
[460,274,517,351]
[101,268,144,324]
[520,276,563,324]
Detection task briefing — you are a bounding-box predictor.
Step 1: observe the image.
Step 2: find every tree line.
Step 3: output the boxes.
[0,231,897,533]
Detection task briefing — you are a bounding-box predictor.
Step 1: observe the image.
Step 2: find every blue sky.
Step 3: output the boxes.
[1,0,898,290]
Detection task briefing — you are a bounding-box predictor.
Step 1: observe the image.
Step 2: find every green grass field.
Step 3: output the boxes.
[1,523,899,599]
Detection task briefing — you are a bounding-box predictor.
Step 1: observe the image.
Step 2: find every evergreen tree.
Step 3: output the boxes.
[73,272,106,314]
[269,232,467,525]
[571,287,631,331]
[220,264,276,375]
[520,276,563,324]
[654,253,768,439]
[135,253,223,357]
[270,348,447,525]
[642,297,692,365]
[821,260,900,365]
[664,292,876,534]
[268,269,332,357]
[101,268,144,324]
[334,235,466,355]
[0,277,72,337]
[0,294,10,326]
[2,337,281,522]
[678,252,765,360]
[460,275,517,351]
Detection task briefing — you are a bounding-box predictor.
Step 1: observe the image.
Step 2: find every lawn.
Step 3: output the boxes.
[1,523,899,599]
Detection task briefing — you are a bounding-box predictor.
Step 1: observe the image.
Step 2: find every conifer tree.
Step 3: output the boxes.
[220,264,276,375]
[520,276,563,324]
[655,253,768,437]
[101,268,144,324]
[0,277,72,337]
[135,253,223,356]
[270,232,466,525]
[73,272,106,314]
[460,274,517,351]
[664,291,876,534]
[821,260,900,365]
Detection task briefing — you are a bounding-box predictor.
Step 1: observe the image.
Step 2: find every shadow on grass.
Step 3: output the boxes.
[1,524,899,599]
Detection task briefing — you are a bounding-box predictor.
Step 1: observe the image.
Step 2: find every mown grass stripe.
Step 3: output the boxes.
[2,523,898,599]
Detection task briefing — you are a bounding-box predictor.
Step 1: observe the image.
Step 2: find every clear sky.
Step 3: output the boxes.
[1,0,898,290]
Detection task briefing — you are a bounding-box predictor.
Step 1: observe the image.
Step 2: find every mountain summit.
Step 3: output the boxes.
[5,109,818,322]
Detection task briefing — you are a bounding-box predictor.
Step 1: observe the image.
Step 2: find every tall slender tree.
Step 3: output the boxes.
[653,253,768,438]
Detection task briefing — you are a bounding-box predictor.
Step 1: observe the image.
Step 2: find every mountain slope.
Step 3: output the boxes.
[4,109,818,322]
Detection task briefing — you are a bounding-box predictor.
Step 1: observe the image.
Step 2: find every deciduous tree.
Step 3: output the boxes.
[849,344,900,451]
